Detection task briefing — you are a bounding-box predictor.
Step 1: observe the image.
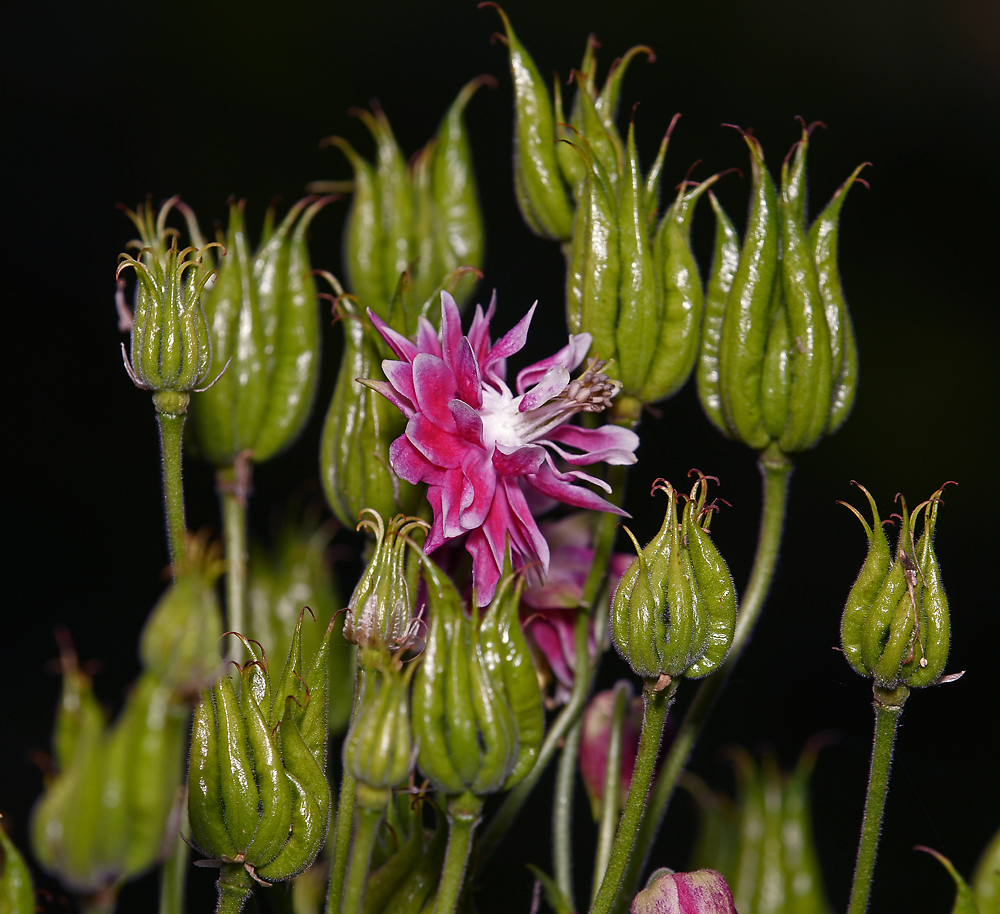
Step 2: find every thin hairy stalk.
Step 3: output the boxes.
[847,684,909,914]
[218,454,252,656]
[215,863,254,914]
[153,396,190,571]
[553,714,583,907]
[339,804,382,914]
[589,680,677,914]
[591,682,629,904]
[611,445,793,912]
[325,669,362,914]
[433,793,484,914]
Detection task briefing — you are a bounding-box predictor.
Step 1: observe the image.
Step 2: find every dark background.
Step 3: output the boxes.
[3,0,998,911]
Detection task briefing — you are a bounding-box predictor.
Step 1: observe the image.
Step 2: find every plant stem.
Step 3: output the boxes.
[591,682,629,904]
[553,713,583,907]
[847,683,909,914]
[153,393,190,572]
[218,453,252,655]
[325,670,362,914]
[339,803,382,914]
[433,793,484,914]
[610,444,793,913]
[590,680,677,914]
[215,862,254,914]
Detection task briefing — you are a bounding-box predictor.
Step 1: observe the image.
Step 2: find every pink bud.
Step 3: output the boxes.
[631,869,738,914]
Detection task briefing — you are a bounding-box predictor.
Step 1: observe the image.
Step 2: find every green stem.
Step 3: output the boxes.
[847,684,909,914]
[158,823,189,914]
[590,680,677,914]
[325,671,362,914]
[433,793,484,914]
[218,454,252,654]
[153,394,190,572]
[340,803,382,914]
[215,862,254,914]
[611,445,793,913]
[553,714,583,907]
[591,682,629,904]
[80,887,119,914]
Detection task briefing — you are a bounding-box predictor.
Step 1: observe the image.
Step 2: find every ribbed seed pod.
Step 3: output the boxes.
[839,482,954,690]
[411,555,526,797]
[611,473,737,685]
[328,83,486,323]
[702,124,867,454]
[185,197,328,466]
[187,612,332,883]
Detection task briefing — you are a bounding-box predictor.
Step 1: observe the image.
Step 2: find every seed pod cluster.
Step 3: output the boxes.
[411,555,544,797]
[839,482,953,690]
[183,196,330,465]
[187,616,334,882]
[490,6,715,408]
[611,473,738,684]
[117,198,217,404]
[30,658,188,895]
[688,744,833,914]
[327,80,488,326]
[698,124,868,453]
[319,285,421,529]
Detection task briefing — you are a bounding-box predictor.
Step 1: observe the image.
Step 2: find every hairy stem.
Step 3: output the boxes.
[433,793,484,914]
[591,682,629,904]
[611,445,793,912]
[153,394,190,572]
[590,680,677,914]
[215,863,254,914]
[218,454,252,656]
[847,684,908,914]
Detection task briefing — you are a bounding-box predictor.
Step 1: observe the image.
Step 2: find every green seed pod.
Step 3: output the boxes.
[809,162,868,434]
[615,117,659,395]
[777,133,833,453]
[330,136,385,313]
[487,3,573,241]
[320,288,417,528]
[411,555,518,797]
[640,174,717,404]
[186,197,328,466]
[117,198,216,399]
[708,124,866,454]
[697,191,740,436]
[840,483,954,689]
[717,133,780,450]
[430,76,490,310]
[611,475,736,684]
[31,663,187,895]
[478,569,545,790]
[0,818,35,914]
[690,744,835,914]
[343,511,426,657]
[139,543,224,695]
[343,664,415,802]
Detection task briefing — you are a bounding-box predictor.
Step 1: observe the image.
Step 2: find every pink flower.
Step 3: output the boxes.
[365,292,639,604]
[520,514,632,704]
[631,869,737,914]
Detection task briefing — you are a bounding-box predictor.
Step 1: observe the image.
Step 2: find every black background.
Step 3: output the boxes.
[3,1,998,911]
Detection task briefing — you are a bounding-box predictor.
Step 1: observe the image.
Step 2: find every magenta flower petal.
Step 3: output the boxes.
[365,293,639,604]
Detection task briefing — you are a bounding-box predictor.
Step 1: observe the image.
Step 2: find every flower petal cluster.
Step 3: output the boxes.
[365,292,639,604]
